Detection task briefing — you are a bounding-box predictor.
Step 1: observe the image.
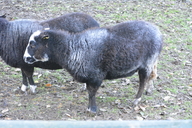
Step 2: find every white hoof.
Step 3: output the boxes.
[21,84,27,92]
[30,85,37,93]
[133,98,141,106]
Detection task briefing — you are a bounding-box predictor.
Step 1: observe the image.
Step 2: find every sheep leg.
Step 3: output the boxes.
[145,79,154,95]
[21,69,28,92]
[86,83,100,113]
[22,68,36,94]
[133,68,150,105]
[145,60,158,95]
[28,75,36,94]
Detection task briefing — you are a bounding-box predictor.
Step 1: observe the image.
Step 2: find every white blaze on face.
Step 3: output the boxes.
[24,30,42,60]
[29,30,42,42]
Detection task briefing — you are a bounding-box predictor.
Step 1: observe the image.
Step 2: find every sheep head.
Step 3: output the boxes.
[23,30,50,64]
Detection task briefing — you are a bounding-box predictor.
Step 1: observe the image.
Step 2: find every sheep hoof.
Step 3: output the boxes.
[132,98,141,106]
[87,106,97,114]
[29,85,37,94]
[21,84,27,92]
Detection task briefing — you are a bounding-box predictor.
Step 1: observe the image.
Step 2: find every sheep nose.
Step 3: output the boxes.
[25,57,35,64]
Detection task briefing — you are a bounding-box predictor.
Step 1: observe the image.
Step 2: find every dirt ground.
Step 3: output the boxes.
[0,0,192,120]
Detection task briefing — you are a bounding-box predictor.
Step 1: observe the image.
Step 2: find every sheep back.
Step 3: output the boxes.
[40,12,100,32]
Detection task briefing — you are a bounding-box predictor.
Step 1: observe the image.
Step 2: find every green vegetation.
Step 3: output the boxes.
[0,0,191,120]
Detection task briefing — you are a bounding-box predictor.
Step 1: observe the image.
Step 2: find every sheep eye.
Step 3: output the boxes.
[42,36,49,40]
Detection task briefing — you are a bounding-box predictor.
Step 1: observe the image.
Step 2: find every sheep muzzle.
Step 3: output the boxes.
[25,57,36,64]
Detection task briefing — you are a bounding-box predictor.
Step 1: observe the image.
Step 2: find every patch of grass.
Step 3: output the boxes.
[170,104,180,110]
[96,6,105,10]
[184,115,192,120]
[110,107,119,113]
[143,95,154,101]
[10,74,21,79]
[98,96,117,103]
[1,0,192,120]
[64,95,74,101]
[95,14,104,18]
[166,87,178,94]
[48,6,61,12]
[34,5,46,11]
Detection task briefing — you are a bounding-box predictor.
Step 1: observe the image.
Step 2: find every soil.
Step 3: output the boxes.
[0,0,192,120]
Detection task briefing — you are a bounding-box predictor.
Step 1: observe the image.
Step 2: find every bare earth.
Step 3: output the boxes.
[0,0,192,120]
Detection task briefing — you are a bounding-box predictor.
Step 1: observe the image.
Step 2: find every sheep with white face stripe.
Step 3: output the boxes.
[0,13,99,93]
[24,20,163,113]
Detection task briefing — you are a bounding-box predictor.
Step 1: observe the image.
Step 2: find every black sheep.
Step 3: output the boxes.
[0,12,99,93]
[24,20,163,113]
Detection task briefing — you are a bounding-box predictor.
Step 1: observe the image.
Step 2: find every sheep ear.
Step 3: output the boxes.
[42,35,49,40]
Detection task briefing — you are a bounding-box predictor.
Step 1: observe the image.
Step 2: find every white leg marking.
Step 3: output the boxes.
[30,85,37,93]
[29,30,41,41]
[21,84,27,92]
[133,97,141,106]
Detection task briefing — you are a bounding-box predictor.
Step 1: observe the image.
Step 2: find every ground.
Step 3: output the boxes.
[0,0,192,120]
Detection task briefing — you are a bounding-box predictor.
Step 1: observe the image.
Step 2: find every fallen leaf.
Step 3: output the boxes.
[139,112,148,119]
[46,105,51,108]
[134,106,140,111]
[163,96,171,101]
[136,116,143,121]
[170,112,178,116]
[5,117,12,120]
[65,113,71,117]
[34,80,39,83]
[100,108,107,112]
[17,103,22,107]
[45,83,52,87]
[115,99,121,105]
[140,105,146,111]
[2,108,9,113]
[167,117,175,120]
[153,103,167,108]
[185,61,191,66]
[57,103,63,108]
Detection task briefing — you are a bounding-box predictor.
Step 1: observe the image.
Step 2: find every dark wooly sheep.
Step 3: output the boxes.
[24,20,163,113]
[0,13,99,93]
